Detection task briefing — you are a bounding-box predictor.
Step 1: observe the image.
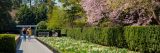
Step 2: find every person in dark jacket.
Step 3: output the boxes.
[22,28,27,41]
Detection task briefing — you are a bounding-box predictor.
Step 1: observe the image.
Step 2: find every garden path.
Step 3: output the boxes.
[16,36,53,53]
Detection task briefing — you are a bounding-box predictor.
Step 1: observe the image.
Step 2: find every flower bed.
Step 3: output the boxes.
[38,37,139,53]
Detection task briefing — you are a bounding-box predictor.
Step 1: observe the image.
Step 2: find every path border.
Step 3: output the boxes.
[36,38,60,53]
[15,35,20,45]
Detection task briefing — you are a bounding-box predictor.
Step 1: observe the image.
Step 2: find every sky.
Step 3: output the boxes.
[55,0,63,6]
[22,0,63,7]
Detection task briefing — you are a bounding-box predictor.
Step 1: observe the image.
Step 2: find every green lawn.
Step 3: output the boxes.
[38,37,139,53]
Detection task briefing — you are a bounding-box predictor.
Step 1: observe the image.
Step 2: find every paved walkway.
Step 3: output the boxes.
[16,36,53,53]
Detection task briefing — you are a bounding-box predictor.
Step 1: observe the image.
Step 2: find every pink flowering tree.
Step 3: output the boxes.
[81,0,107,25]
[81,0,160,26]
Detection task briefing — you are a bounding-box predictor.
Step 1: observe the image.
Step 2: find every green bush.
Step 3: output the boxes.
[101,27,126,47]
[65,26,160,52]
[61,28,67,36]
[66,27,126,48]
[36,21,47,29]
[124,26,160,53]
[0,34,16,53]
[61,28,67,34]
[67,28,82,39]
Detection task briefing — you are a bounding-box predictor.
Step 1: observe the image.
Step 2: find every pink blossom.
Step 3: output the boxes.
[81,0,107,24]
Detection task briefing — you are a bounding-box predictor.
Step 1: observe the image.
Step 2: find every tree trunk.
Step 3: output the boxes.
[151,8,160,25]
[30,0,31,7]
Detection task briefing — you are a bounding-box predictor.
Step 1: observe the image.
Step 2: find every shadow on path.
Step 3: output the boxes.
[16,50,23,53]
[16,36,53,53]
[16,36,23,53]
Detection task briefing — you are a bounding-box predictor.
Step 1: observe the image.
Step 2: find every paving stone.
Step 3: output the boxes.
[16,36,53,53]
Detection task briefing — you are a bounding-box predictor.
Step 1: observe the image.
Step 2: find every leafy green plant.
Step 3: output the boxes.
[47,6,66,30]
[124,26,160,53]
[37,21,47,29]
[16,4,48,25]
[0,34,16,53]
[66,27,126,48]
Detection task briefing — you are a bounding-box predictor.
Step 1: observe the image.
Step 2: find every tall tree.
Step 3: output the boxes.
[47,6,65,29]
[16,4,48,25]
[81,0,107,25]
[0,0,16,31]
[16,5,36,25]
[59,0,86,27]
[81,0,160,26]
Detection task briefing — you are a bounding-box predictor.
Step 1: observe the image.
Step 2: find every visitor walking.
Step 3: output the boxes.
[22,28,27,41]
[27,27,32,41]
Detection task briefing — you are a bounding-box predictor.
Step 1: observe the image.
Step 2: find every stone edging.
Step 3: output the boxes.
[15,35,20,45]
[36,38,60,53]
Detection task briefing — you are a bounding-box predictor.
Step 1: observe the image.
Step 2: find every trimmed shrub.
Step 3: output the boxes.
[36,21,47,29]
[66,27,126,48]
[82,27,97,42]
[65,26,160,52]
[101,27,126,47]
[124,26,160,53]
[0,34,16,53]
[61,28,67,36]
[67,28,82,39]
[61,28,67,34]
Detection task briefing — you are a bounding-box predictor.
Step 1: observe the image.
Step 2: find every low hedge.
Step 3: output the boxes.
[61,28,67,36]
[0,34,16,53]
[61,28,67,34]
[66,27,126,48]
[101,27,127,47]
[67,28,82,39]
[65,26,160,53]
[124,26,160,53]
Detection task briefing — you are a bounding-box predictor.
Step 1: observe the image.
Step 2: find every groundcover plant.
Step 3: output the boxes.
[38,37,139,53]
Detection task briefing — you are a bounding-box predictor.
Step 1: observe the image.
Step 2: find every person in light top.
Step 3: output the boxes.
[27,27,32,41]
